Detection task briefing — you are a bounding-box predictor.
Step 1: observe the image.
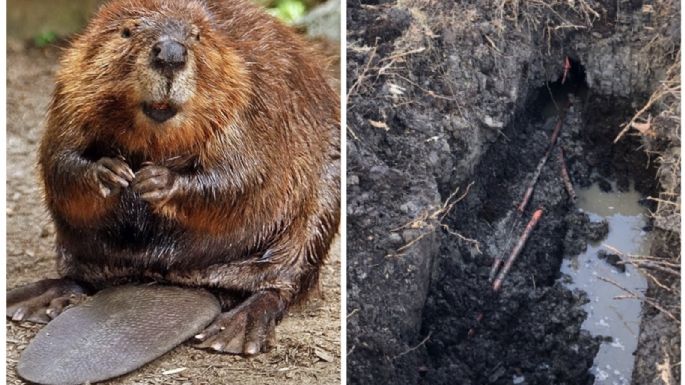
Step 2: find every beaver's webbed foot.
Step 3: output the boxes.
[7,279,88,324]
[193,290,285,355]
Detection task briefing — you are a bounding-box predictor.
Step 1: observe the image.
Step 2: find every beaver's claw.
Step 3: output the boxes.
[92,157,134,198]
[193,291,284,355]
[133,164,179,207]
[7,279,87,324]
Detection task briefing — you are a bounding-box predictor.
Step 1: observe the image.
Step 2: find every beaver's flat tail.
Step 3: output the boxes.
[17,284,221,385]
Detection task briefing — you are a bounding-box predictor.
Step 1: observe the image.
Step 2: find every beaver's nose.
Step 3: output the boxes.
[151,40,187,73]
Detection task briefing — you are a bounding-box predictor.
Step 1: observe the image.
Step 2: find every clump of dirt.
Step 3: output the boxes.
[597,250,626,272]
[563,211,609,256]
[347,0,679,384]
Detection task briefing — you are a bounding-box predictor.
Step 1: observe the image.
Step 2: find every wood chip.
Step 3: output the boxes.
[162,367,187,376]
[314,348,335,362]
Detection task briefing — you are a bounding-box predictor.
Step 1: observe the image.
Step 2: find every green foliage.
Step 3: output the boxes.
[268,0,307,23]
[33,31,58,47]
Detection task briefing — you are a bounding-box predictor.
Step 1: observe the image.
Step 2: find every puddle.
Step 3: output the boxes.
[561,182,649,385]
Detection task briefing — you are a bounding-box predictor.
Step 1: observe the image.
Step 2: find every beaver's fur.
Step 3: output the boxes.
[36,0,339,353]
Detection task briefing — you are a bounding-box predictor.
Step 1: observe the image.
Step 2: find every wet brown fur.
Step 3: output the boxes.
[39,0,339,312]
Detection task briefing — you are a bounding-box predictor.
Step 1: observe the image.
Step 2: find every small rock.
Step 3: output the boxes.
[483,115,504,128]
[388,232,403,244]
[399,201,419,215]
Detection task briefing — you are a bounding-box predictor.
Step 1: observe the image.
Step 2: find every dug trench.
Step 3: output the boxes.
[421,64,660,385]
[347,2,679,384]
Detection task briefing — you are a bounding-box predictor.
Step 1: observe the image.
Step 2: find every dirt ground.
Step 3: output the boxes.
[6,44,341,385]
[347,1,679,384]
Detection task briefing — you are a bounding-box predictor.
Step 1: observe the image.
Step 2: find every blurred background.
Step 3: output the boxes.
[7,0,340,45]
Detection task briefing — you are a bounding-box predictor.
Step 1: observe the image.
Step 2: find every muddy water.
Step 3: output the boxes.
[561,183,649,385]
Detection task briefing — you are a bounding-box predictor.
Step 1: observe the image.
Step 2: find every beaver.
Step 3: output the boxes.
[7,0,339,358]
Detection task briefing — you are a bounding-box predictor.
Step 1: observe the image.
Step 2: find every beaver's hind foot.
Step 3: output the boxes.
[7,279,88,323]
[194,290,284,355]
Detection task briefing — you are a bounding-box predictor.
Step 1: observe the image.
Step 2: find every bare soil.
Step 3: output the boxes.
[6,44,341,385]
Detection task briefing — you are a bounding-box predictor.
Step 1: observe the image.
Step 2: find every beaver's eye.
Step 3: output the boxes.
[121,27,132,38]
[190,26,200,41]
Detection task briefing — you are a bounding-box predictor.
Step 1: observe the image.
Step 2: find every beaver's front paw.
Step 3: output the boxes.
[193,291,285,355]
[7,279,88,324]
[132,164,179,207]
[92,157,135,198]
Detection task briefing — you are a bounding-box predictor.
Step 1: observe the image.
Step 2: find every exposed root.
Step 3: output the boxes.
[494,0,600,50]
[557,147,577,202]
[615,55,681,143]
[603,243,680,296]
[517,113,565,213]
[347,43,379,116]
[597,275,680,325]
[388,182,480,257]
[392,332,432,360]
[492,208,544,291]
